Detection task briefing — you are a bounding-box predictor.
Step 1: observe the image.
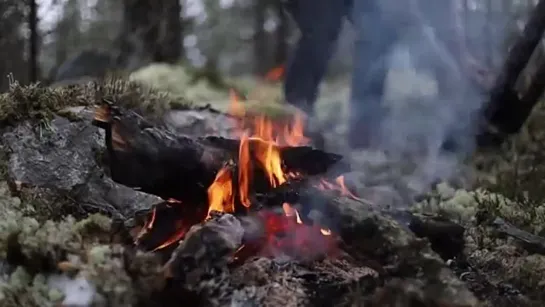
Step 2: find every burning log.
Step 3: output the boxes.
[92,102,348,207]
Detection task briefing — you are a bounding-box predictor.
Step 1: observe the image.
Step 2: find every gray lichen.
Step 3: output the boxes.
[0,180,163,307]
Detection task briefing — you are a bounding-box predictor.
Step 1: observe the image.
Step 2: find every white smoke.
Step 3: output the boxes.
[48,274,96,307]
[357,2,506,190]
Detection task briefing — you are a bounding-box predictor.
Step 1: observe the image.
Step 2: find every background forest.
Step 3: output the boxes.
[0,0,541,92]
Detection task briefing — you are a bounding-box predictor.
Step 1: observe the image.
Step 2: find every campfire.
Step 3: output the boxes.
[93,90,358,266]
[82,81,482,306]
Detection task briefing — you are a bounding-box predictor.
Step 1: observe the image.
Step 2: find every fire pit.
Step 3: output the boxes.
[83,93,476,306]
[93,92,357,262]
[0,81,482,307]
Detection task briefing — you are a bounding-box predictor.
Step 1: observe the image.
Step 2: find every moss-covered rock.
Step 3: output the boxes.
[0,179,164,307]
[0,78,192,126]
[129,63,303,120]
[129,63,227,103]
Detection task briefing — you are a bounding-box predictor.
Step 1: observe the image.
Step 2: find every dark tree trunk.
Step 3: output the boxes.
[116,0,183,71]
[485,0,493,67]
[253,0,268,75]
[480,0,545,137]
[28,0,39,83]
[273,0,288,68]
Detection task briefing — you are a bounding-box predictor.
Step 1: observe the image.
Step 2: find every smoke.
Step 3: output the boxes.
[48,274,96,306]
[347,0,509,191]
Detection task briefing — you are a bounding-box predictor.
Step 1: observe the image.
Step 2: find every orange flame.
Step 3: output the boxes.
[206,91,333,245]
[264,65,285,82]
[139,83,344,255]
[207,166,235,218]
[317,175,360,200]
[208,92,306,212]
[238,133,251,208]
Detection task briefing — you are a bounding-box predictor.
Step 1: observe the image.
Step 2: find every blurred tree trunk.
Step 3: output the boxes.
[253,0,267,75]
[116,0,183,71]
[53,0,82,75]
[0,0,27,90]
[273,0,288,67]
[28,0,39,83]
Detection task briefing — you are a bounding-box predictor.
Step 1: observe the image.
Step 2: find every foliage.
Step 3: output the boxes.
[0,78,192,126]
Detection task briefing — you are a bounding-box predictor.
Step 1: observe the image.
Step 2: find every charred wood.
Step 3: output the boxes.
[408,213,465,260]
[92,104,347,205]
[491,217,545,255]
[163,213,244,284]
[447,258,530,306]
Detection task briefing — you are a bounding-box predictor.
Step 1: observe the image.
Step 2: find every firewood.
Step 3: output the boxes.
[92,103,348,205]
[163,213,245,283]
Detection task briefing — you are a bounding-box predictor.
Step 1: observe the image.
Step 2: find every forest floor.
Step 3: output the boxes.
[0,64,543,306]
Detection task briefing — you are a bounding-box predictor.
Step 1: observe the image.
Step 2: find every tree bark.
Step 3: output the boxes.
[481,0,545,136]
[253,0,268,75]
[116,0,183,71]
[273,0,288,68]
[28,0,39,83]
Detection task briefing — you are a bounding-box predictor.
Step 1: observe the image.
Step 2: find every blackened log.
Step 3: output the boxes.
[134,201,208,259]
[204,136,349,177]
[251,181,479,306]
[164,213,244,283]
[480,0,545,139]
[94,104,229,205]
[260,182,468,261]
[408,214,465,260]
[93,104,348,204]
[252,179,387,252]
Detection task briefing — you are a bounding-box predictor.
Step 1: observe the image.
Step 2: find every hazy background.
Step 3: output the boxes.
[0,0,540,91]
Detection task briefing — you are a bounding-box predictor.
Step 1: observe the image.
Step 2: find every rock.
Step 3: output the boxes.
[362,278,478,307]
[2,117,161,219]
[162,109,236,138]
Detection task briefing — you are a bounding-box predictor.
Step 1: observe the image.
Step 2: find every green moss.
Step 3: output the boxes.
[17,186,87,222]
[129,63,303,119]
[129,63,227,103]
[0,78,192,126]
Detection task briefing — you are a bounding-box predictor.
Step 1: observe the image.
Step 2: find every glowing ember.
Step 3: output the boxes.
[206,92,338,259]
[318,176,360,201]
[264,65,285,82]
[238,133,251,208]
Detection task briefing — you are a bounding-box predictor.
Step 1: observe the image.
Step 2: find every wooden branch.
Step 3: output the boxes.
[491,217,545,255]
